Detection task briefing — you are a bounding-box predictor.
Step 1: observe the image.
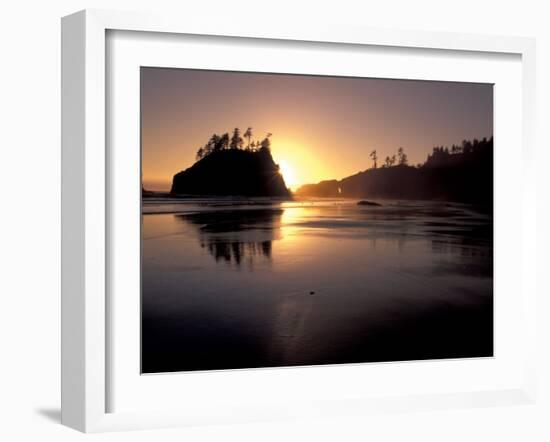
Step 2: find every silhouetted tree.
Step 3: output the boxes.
[196,147,205,160]
[208,134,221,153]
[370,150,378,169]
[219,133,230,150]
[397,147,408,165]
[260,133,272,152]
[462,139,473,154]
[384,156,391,167]
[244,127,253,150]
[230,128,243,150]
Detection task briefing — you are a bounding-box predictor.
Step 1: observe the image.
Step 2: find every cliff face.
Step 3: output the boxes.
[171,148,291,198]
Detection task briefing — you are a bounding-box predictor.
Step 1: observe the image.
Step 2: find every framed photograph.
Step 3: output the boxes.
[61,9,537,432]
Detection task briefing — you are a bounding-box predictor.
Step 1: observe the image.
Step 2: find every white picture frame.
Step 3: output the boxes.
[61,9,537,433]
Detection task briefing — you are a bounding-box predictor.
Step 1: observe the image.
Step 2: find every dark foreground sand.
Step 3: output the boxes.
[141,199,493,373]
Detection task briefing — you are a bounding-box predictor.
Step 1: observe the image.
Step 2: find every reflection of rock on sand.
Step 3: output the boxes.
[175,208,283,268]
[200,239,273,266]
[268,292,316,366]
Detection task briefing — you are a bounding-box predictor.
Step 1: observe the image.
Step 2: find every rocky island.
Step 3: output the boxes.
[170,128,291,198]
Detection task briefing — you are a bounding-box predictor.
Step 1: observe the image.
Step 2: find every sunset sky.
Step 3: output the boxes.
[141,68,493,191]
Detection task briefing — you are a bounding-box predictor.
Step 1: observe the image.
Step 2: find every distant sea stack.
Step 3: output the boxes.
[171,148,292,198]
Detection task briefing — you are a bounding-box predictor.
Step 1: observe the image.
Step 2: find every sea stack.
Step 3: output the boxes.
[171,148,291,198]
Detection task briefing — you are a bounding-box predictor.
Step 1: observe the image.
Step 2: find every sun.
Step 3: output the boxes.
[278,160,297,190]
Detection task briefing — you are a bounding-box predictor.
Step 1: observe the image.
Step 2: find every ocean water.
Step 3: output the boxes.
[141,198,493,373]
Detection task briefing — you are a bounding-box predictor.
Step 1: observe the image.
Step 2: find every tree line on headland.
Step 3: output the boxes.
[366,137,491,170]
[296,136,493,205]
[369,146,409,169]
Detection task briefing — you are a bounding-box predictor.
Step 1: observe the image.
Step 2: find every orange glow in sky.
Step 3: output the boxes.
[141,68,493,191]
[277,160,297,190]
[272,138,332,191]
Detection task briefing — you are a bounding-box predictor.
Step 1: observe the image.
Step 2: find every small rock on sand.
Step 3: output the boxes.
[357,200,382,207]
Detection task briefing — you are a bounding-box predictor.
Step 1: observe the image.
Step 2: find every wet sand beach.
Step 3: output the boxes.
[141,198,493,373]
